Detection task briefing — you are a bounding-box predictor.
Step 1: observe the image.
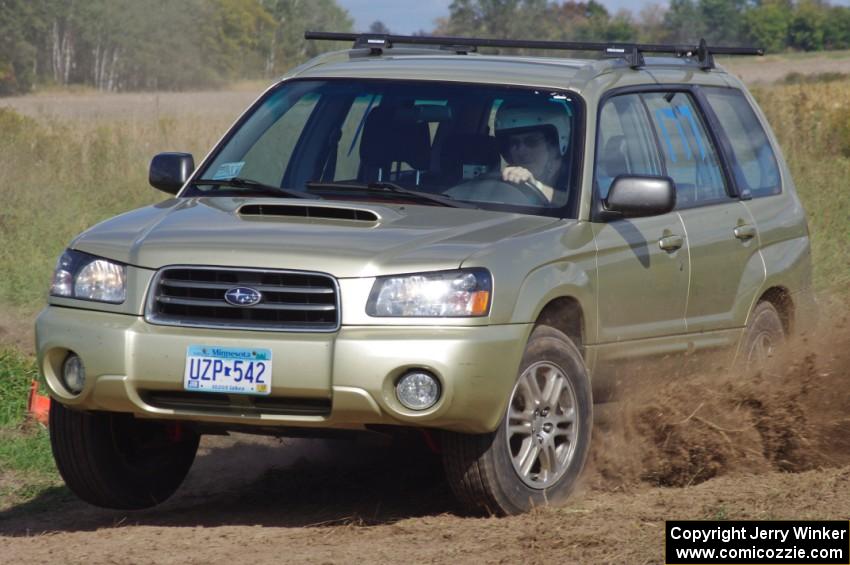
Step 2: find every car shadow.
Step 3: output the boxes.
[610,220,651,268]
[0,435,458,535]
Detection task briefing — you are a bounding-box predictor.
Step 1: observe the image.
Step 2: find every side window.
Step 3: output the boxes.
[642,92,728,207]
[595,94,663,199]
[703,88,781,198]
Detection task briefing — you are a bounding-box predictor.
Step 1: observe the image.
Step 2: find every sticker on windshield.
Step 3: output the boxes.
[211,161,245,180]
[463,164,489,180]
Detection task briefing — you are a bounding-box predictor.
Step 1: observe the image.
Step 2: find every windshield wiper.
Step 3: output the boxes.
[306,181,476,209]
[194,177,318,200]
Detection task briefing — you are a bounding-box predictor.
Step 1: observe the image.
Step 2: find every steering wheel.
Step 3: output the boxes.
[446,176,550,207]
[513,180,550,207]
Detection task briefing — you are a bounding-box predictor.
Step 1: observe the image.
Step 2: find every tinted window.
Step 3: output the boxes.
[703,88,781,198]
[595,94,663,199]
[192,80,584,217]
[643,92,728,207]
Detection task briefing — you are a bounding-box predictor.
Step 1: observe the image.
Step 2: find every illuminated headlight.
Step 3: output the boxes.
[50,249,126,304]
[367,268,492,317]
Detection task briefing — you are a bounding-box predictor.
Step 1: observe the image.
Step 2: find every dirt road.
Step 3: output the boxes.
[1,439,849,564]
[1,431,848,564]
[2,310,848,564]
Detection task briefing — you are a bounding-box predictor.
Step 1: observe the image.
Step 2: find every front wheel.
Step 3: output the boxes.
[49,402,200,509]
[442,325,592,515]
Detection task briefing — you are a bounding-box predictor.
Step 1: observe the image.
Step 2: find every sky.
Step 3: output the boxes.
[337,0,850,35]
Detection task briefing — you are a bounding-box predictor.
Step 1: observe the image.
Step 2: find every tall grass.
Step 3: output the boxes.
[0,103,237,502]
[0,349,38,427]
[752,81,850,292]
[0,349,59,506]
[0,108,233,308]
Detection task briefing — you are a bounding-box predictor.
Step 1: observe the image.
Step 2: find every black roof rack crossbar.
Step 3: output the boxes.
[305,31,764,69]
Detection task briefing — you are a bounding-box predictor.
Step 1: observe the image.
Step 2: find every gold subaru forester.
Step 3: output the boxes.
[37,33,814,515]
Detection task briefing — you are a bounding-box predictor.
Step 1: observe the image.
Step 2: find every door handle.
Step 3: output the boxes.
[658,234,684,251]
[734,224,756,241]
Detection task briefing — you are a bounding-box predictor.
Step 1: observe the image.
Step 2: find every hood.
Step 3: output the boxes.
[71,197,559,278]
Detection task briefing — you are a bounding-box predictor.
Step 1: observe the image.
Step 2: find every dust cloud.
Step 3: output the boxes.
[588,295,850,490]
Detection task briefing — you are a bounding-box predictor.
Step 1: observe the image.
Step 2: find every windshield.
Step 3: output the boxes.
[189,79,584,217]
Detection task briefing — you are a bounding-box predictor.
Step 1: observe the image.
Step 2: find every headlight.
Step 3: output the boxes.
[367,268,492,317]
[50,249,126,304]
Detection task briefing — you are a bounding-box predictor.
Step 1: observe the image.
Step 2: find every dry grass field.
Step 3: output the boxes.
[720,49,850,83]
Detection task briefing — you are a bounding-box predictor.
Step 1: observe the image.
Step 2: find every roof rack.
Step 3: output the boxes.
[304,32,764,70]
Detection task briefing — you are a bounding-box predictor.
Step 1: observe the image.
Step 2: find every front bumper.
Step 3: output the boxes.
[36,306,531,433]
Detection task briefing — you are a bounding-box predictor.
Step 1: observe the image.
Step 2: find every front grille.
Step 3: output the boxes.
[142,391,331,416]
[146,266,340,332]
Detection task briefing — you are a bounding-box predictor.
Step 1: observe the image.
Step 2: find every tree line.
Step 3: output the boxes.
[2,0,849,96]
[0,0,352,95]
[436,0,850,54]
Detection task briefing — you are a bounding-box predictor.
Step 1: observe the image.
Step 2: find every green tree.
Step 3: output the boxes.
[742,0,792,53]
[0,0,49,94]
[663,0,705,42]
[823,4,850,49]
[368,20,391,34]
[198,0,276,82]
[636,3,668,44]
[436,0,548,41]
[789,0,828,50]
[436,0,480,35]
[261,0,354,77]
[700,0,748,44]
[438,0,637,49]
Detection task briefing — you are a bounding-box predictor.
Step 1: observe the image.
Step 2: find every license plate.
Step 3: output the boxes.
[184,345,272,395]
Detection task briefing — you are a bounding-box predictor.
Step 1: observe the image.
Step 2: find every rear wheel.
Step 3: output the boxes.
[740,301,786,371]
[442,325,592,515]
[49,402,199,509]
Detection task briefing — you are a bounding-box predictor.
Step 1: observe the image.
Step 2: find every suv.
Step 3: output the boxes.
[37,33,814,516]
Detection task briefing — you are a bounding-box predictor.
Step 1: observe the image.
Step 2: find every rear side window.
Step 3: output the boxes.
[642,92,728,207]
[703,88,781,198]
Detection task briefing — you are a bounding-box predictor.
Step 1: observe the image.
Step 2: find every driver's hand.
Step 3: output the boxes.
[502,166,535,184]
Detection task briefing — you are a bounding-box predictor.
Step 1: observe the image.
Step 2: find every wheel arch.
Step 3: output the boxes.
[533,296,585,351]
[756,285,795,335]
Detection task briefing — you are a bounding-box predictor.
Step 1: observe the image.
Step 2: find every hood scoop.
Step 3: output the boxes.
[238,204,379,222]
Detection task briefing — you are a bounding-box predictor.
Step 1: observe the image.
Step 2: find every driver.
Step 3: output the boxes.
[495,100,572,205]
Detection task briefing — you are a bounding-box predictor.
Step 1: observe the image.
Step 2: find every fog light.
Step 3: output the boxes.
[396,371,440,411]
[62,354,85,394]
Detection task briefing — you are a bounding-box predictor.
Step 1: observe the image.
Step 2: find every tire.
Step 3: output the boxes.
[739,301,786,372]
[442,325,593,516]
[49,402,200,509]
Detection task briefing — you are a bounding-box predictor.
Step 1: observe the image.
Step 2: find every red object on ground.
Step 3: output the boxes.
[27,380,51,425]
[419,429,441,454]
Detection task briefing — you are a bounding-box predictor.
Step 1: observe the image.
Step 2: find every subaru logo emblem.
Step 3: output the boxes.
[224,287,262,306]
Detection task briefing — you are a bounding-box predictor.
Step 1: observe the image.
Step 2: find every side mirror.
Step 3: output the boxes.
[149,153,194,195]
[604,175,676,218]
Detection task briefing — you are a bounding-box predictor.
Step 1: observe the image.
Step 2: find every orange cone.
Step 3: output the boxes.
[27,380,50,425]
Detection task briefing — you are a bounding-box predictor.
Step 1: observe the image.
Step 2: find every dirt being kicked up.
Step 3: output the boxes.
[589,299,850,491]
[0,301,848,563]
